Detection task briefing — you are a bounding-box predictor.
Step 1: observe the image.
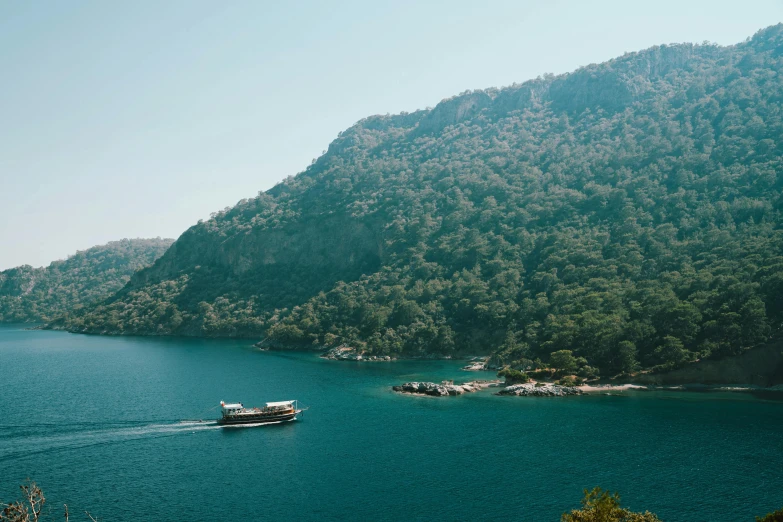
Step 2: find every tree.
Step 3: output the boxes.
[550,350,578,375]
[561,487,661,522]
[497,367,530,384]
[654,336,691,368]
[1,482,96,522]
[615,341,640,374]
[757,507,783,522]
[266,323,307,344]
[1,481,45,522]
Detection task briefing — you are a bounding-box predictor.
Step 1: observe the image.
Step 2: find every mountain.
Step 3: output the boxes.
[56,25,783,377]
[0,238,174,323]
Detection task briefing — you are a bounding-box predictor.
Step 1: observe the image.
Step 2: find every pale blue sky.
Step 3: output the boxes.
[1,0,781,270]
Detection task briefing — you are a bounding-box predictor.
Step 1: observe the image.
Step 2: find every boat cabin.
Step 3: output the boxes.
[265,401,294,412]
[220,402,244,415]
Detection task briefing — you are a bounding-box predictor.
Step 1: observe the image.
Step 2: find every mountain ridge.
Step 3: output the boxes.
[53,25,783,379]
[0,238,174,323]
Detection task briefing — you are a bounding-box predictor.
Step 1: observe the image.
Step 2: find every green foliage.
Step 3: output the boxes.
[267,322,308,345]
[550,350,579,375]
[615,341,640,374]
[493,330,531,366]
[757,508,783,522]
[0,239,173,323]
[529,369,553,380]
[497,367,530,384]
[55,26,783,373]
[653,336,693,369]
[556,375,583,386]
[561,487,661,522]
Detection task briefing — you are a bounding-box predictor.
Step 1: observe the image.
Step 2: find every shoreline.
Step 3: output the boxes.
[11,326,783,393]
[391,378,783,399]
[393,378,783,399]
[578,382,783,394]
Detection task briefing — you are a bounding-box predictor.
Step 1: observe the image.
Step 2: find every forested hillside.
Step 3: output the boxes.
[56,25,783,376]
[0,238,173,323]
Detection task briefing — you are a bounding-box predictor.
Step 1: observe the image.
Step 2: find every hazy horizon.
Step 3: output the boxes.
[2,0,782,270]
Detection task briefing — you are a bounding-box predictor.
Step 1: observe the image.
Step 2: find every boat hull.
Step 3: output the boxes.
[217,410,301,426]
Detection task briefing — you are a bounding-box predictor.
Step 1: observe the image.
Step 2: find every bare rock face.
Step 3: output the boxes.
[322,346,393,362]
[462,360,488,371]
[135,214,382,283]
[490,78,549,116]
[496,383,582,397]
[0,265,41,297]
[461,356,502,372]
[393,380,497,397]
[548,44,698,114]
[415,91,493,135]
[393,382,467,396]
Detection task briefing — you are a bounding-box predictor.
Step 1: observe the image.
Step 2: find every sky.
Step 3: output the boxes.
[1,0,781,270]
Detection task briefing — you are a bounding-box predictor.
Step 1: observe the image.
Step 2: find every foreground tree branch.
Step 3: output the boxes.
[1,482,96,522]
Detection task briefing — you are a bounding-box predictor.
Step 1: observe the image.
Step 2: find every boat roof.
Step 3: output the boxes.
[265,401,294,407]
[222,403,243,409]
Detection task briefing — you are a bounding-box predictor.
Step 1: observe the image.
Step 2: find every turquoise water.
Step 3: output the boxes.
[1,325,782,521]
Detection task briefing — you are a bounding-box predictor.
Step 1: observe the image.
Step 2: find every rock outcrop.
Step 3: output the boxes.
[496,383,582,397]
[322,346,393,361]
[393,380,497,397]
[461,356,501,372]
[462,360,488,371]
[415,91,493,135]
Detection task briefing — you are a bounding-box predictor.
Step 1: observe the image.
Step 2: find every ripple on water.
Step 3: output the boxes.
[0,326,782,521]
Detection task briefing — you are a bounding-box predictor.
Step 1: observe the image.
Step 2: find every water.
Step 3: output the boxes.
[1,325,781,521]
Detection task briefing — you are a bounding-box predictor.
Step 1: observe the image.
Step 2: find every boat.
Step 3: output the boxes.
[217,400,303,426]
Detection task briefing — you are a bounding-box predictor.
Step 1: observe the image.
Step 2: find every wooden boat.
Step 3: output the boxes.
[217,400,303,426]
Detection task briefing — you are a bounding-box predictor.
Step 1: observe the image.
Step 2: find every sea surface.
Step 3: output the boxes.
[1,324,782,521]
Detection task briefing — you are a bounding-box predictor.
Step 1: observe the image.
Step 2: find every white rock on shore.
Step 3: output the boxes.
[462,360,489,371]
[393,380,497,397]
[322,346,393,362]
[496,383,582,397]
[461,357,501,372]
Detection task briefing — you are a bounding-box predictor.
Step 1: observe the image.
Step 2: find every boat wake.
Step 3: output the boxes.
[0,420,222,464]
